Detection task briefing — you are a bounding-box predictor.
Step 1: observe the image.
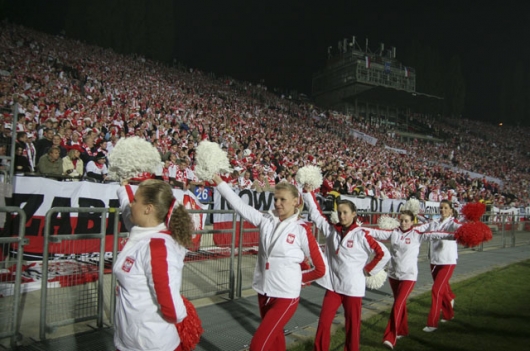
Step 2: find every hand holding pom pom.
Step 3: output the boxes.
[454,222,492,247]
[176,297,203,351]
[330,211,339,224]
[194,141,232,181]
[453,202,492,247]
[107,137,161,181]
[296,165,323,191]
[378,215,400,230]
[366,270,388,290]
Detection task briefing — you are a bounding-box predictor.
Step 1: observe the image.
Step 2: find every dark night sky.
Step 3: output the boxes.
[172,1,530,122]
[5,0,530,122]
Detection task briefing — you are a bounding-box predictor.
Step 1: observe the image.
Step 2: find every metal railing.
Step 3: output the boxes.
[39,207,119,340]
[0,206,525,345]
[0,207,27,350]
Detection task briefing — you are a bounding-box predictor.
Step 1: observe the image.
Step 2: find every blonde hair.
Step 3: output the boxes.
[274,182,299,199]
[137,179,193,247]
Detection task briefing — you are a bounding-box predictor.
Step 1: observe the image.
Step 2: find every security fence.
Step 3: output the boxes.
[0,207,528,346]
[39,207,120,341]
[0,207,27,350]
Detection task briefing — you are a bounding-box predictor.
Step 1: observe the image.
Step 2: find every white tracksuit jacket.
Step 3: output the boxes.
[216,181,327,298]
[369,226,455,281]
[303,192,390,297]
[114,186,187,351]
[416,217,461,265]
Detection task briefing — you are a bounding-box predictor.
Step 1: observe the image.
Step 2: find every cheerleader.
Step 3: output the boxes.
[212,175,326,351]
[369,211,456,349]
[302,190,390,351]
[418,200,461,332]
[114,179,194,351]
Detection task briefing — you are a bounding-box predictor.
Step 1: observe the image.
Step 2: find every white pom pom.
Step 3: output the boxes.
[194,141,231,181]
[365,270,387,290]
[378,215,400,230]
[403,198,420,216]
[107,137,161,180]
[296,165,323,191]
[330,211,339,224]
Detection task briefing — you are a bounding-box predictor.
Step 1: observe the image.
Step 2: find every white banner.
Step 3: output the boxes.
[213,188,276,223]
[384,145,408,155]
[10,176,207,253]
[12,176,206,218]
[349,129,378,146]
[213,188,440,217]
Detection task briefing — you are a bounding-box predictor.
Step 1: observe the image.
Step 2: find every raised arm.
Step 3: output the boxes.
[413,221,432,233]
[213,174,263,227]
[418,229,456,242]
[116,183,136,232]
[366,227,394,241]
[302,190,333,237]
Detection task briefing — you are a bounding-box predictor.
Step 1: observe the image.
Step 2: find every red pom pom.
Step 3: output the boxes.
[482,222,493,242]
[454,222,492,247]
[461,202,486,222]
[176,297,203,351]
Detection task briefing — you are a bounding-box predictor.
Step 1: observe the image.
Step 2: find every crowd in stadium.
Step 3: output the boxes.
[1,22,529,210]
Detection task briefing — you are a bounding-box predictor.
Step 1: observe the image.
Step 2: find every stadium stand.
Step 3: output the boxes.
[0,22,528,212]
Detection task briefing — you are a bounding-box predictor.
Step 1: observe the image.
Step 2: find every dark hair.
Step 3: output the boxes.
[336,199,357,212]
[440,199,458,218]
[137,180,193,247]
[47,146,60,154]
[400,210,416,222]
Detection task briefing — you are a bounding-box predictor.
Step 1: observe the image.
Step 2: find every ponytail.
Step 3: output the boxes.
[168,204,194,248]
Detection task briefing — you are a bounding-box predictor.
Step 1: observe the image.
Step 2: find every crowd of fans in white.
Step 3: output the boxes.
[1,22,529,210]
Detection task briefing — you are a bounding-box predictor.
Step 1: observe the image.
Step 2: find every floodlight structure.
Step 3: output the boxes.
[312,36,442,120]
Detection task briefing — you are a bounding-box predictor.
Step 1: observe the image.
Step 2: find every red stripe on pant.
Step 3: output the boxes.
[314,289,362,351]
[383,278,415,346]
[427,264,456,327]
[249,294,300,351]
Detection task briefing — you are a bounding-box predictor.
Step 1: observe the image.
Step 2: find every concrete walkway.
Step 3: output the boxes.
[11,244,530,351]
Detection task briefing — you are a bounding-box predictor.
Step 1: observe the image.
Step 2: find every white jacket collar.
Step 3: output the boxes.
[121,223,167,253]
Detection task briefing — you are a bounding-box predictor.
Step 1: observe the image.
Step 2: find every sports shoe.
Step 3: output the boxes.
[441,317,454,323]
[423,326,437,332]
[451,299,454,308]
[383,340,394,349]
[397,335,406,339]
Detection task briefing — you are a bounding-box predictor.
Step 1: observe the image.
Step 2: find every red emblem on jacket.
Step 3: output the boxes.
[405,238,411,244]
[286,233,295,244]
[122,257,135,272]
[347,240,354,248]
